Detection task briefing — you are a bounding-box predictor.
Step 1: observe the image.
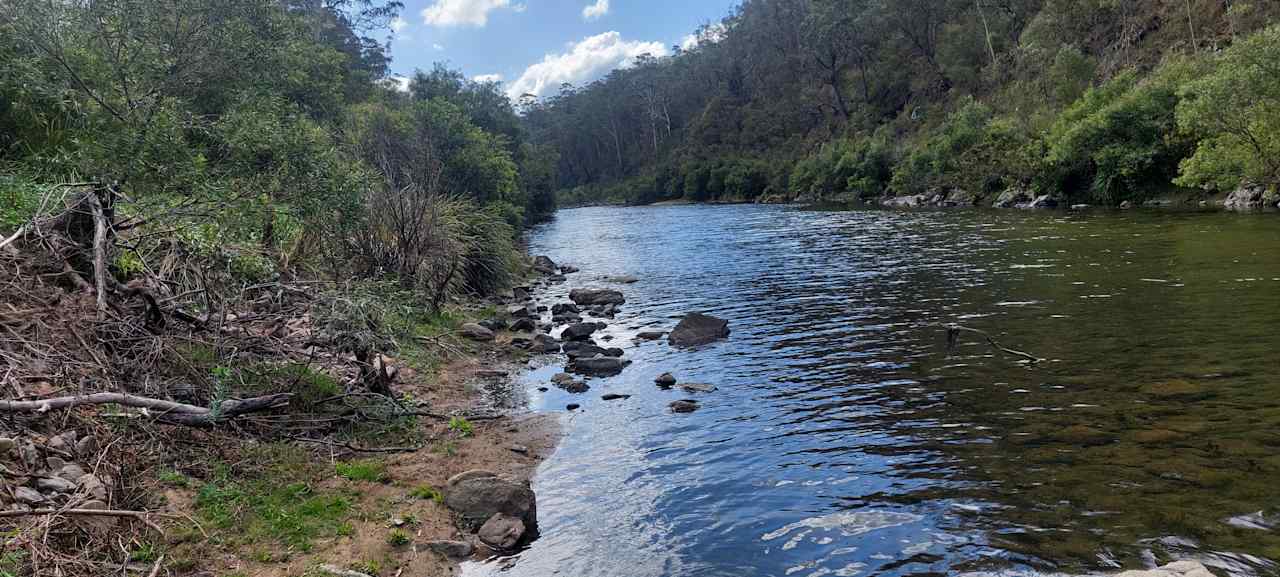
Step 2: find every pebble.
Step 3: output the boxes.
[509,445,529,455]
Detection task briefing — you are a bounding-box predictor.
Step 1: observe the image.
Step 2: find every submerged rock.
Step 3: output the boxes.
[669,400,700,413]
[669,313,730,347]
[679,383,717,393]
[635,331,666,341]
[603,275,639,284]
[569,288,625,306]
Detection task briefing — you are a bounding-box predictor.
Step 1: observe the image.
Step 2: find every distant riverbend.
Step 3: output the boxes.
[467,204,1280,577]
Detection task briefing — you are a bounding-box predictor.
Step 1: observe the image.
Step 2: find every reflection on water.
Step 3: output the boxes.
[464,205,1280,577]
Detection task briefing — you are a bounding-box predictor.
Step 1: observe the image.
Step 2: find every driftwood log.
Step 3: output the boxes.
[0,392,293,426]
[945,324,1044,364]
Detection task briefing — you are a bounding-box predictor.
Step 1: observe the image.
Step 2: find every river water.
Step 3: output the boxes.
[465,204,1280,577]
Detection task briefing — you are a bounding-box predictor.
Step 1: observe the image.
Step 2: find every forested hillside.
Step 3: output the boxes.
[522,0,1280,208]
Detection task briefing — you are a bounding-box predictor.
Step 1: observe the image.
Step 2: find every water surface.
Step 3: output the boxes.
[467,205,1280,577]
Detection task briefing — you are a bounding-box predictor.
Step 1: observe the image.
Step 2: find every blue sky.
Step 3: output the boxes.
[386,0,740,99]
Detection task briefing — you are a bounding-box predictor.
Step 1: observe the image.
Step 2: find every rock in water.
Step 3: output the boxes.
[460,323,496,342]
[601,394,631,401]
[444,473,537,531]
[510,318,537,332]
[561,322,599,341]
[679,383,717,393]
[570,355,630,376]
[635,331,665,341]
[420,540,475,559]
[534,334,560,353]
[532,255,559,274]
[670,400,700,413]
[654,372,677,387]
[478,513,527,551]
[569,288,625,306]
[669,313,730,347]
[1114,560,1215,577]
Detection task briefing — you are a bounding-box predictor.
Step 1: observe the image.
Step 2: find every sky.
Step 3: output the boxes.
[384,0,740,100]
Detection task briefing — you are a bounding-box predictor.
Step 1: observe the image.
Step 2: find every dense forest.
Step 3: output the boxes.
[523,0,1280,208]
[1,0,557,301]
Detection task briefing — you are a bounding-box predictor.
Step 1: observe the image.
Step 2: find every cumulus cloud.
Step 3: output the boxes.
[473,73,504,83]
[507,31,667,99]
[680,22,727,51]
[581,0,609,21]
[383,75,412,93]
[422,0,512,28]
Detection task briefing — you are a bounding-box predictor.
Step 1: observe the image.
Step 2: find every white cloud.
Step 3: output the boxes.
[390,16,408,33]
[432,43,445,51]
[384,75,412,93]
[680,22,727,51]
[581,0,609,21]
[422,0,512,28]
[512,3,527,12]
[473,73,504,83]
[508,31,668,99]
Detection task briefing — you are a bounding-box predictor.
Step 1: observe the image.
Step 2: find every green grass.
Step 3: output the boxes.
[194,445,353,553]
[157,467,192,488]
[386,529,411,547]
[241,363,341,409]
[0,550,26,577]
[408,485,444,503]
[335,459,389,483]
[448,416,474,437]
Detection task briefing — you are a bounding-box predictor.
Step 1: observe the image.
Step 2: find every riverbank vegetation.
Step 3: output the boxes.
[0,1,557,575]
[522,0,1280,208]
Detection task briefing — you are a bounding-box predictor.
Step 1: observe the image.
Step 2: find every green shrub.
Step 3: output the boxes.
[1041,59,1207,204]
[1175,25,1280,191]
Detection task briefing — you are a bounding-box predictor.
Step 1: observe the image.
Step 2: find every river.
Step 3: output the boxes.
[465,204,1280,577]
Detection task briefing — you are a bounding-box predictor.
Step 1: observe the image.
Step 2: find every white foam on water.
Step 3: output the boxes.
[762,510,922,543]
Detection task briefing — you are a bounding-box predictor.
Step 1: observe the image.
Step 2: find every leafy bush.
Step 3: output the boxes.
[1041,59,1206,204]
[1175,25,1280,191]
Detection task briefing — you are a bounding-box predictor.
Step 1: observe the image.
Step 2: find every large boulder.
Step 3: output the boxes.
[1224,183,1275,211]
[478,513,528,551]
[551,303,580,315]
[459,323,495,342]
[532,255,559,274]
[569,355,630,376]
[1027,194,1059,209]
[993,188,1032,208]
[533,334,561,353]
[560,322,599,341]
[669,313,730,347]
[444,471,537,531]
[569,288,625,306]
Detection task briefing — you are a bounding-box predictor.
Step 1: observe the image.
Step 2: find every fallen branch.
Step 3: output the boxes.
[945,324,1044,364]
[0,508,170,534]
[285,435,421,453]
[87,191,110,317]
[0,392,293,426]
[0,225,26,251]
